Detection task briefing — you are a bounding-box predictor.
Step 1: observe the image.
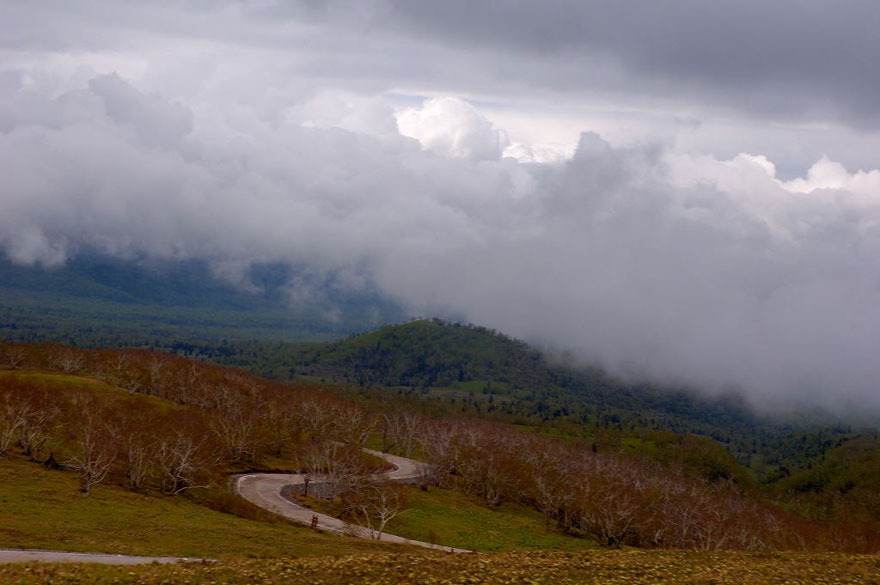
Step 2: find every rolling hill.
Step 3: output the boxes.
[254,320,853,479]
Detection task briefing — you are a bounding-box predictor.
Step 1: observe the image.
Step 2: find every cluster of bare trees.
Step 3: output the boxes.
[0,376,219,495]
[0,344,395,499]
[409,419,804,550]
[64,396,115,494]
[0,341,871,551]
[0,381,58,461]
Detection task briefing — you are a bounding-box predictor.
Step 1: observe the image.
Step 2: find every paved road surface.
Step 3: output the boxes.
[362,448,425,483]
[0,549,207,564]
[235,450,471,553]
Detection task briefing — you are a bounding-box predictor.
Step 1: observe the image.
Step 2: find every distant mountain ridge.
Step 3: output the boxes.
[0,254,406,344]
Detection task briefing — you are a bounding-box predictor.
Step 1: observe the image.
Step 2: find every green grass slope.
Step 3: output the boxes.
[382,486,597,552]
[0,455,380,559]
[299,484,598,553]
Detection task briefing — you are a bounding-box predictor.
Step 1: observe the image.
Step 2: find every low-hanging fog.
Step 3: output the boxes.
[3,1,880,415]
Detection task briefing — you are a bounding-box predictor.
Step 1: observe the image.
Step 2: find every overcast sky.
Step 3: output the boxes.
[3,1,880,413]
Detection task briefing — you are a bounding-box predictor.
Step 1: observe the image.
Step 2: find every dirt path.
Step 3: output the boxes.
[234,450,471,553]
[0,548,208,565]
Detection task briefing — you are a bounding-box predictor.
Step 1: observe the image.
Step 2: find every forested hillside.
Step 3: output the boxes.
[157,320,859,485]
[161,319,880,522]
[2,340,879,552]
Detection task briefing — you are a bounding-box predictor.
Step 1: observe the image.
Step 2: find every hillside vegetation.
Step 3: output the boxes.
[174,320,861,484]
[2,340,878,554]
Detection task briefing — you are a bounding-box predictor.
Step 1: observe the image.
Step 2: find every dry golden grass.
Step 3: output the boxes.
[3,550,880,584]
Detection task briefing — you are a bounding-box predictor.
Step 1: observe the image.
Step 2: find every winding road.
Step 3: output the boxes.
[2,449,465,564]
[0,549,207,565]
[234,449,471,552]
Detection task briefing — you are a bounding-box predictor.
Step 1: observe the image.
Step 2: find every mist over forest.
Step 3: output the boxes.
[4,1,880,415]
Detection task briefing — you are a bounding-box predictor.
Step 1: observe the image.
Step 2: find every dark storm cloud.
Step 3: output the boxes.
[262,0,880,126]
[401,1,880,124]
[5,1,880,127]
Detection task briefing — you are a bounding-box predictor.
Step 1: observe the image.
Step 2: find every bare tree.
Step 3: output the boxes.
[415,420,459,487]
[18,401,58,461]
[65,403,116,495]
[46,345,87,374]
[0,392,29,455]
[299,397,333,442]
[103,353,144,394]
[263,394,299,457]
[157,428,213,494]
[299,441,374,499]
[147,354,173,398]
[382,411,422,457]
[341,479,407,540]
[330,404,376,447]
[108,404,158,490]
[1,344,26,369]
[123,434,154,489]
[209,390,263,465]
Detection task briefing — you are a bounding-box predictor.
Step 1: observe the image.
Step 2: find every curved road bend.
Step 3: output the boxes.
[235,450,471,553]
[361,448,425,483]
[0,549,207,565]
[0,452,447,564]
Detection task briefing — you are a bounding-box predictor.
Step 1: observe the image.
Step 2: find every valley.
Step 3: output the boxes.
[1,327,879,583]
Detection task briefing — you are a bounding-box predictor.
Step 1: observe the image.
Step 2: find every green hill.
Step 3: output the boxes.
[142,318,866,487]
[284,320,822,469]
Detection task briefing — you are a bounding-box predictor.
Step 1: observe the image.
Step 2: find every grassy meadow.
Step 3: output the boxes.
[299,484,597,552]
[384,486,596,552]
[0,455,382,559]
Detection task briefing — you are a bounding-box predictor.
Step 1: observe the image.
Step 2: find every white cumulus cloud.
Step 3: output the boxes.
[396,97,509,161]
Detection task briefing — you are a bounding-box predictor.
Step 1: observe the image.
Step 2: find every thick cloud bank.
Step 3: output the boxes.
[3,74,880,414]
